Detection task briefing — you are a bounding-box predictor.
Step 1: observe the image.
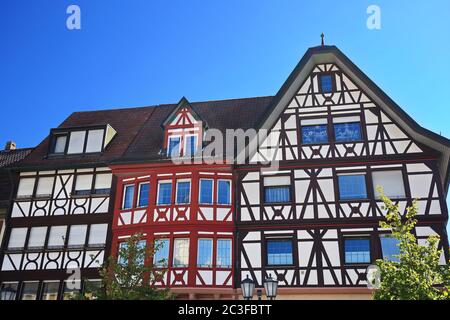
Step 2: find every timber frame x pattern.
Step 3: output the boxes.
[0,44,449,300]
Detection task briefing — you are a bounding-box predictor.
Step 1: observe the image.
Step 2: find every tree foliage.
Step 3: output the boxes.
[75,233,173,300]
[372,187,450,300]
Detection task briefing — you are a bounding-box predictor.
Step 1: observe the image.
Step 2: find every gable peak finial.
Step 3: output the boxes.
[321,33,325,46]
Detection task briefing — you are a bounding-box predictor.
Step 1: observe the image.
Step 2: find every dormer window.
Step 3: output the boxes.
[319,74,334,93]
[49,124,116,156]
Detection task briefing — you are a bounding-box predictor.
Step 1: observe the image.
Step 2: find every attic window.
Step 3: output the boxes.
[49,125,116,156]
[319,74,334,93]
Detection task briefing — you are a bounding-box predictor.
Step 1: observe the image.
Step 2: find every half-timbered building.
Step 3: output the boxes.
[109,97,271,300]
[0,107,156,300]
[236,45,450,299]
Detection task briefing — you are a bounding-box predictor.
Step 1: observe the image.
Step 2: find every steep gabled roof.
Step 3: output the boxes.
[120,96,273,162]
[162,96,206,128]
[245,45,450,193]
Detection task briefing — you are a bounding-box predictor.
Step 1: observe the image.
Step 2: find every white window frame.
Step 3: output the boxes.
[217,179,232,205]
[136,182,150,208]
[216,238,232,269]
[167,135,181,157]
[197,238,213,268]
[183,134,198,156]
[199,178,214,205]
[157,180,173,206]
[175,179,191,205]
[122,184,135,210]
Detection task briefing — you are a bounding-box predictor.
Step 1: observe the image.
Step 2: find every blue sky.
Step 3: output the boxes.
[0,1,449,232]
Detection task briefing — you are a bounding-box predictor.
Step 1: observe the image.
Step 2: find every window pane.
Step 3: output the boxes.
[173,239,189,267]
[63,281,81,300]
[74,175,93,195]
[199,179,213,204]
[158,182,172,205]
[197,239,213,267]
[217,180,231,205]
[320,74,333,93]
[67,131,86,154]
[381,236,400,262]
[122,185,134,209]
[20,282,39,300]
[334,122,362,142]
[0,283,19,300]
[136,240,146,266]
[8,228,27,250]
[264,186,290,203]
[153,239,169,267]
[301,125,328,144]
[36,177,54,197]
[88,224,108,246]
[168,137,180,157]
[372,171,405,199]
[17,178,35,197]
[48,226,67,248]
[344,239,371,264]
[53,135,67,154]
[185,135,197,156]
[176,181,190,204]
[217,239,232,268]
[138,183,150,207]
[267,240,293,265]
[28,227,47,249]
[118,242,128,265]
[68,225,87,248]
[338,175,367,200]
[94,173,112,194]
[41,282,60,300]
[85,129,104,153]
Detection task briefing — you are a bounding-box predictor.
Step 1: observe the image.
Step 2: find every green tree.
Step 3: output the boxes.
[372,187,450,300]
[76,233,173,300]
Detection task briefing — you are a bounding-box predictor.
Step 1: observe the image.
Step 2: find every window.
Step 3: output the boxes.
[0,282,18,300]
[41,281,59,300]
[217,180,231,205]
[20,282,39,300]
[344,238,371,264]
[136,240,146,266]
[118,240,146,265]
[63,280,81,300]
[36,177,54,198]
[16,178,35,198]
[338,174,367,200]
[199,179,213,204]
[94,173,112,195]
[380,236,400,262]
[157,181,172,205]
[319,74,333,93]
[52,134,67,154]
[122,185,134,209]
[85,129,104,153]
[67,225,87,248]
[176,180,191,204]
[67,131,86,154]
[217,239,232,268]
[153,239,169,267]
[168,136,181,157]
[28,227,47,249]
[267,240,293,265]
[301,125,328,144]
[197,239,213,267]
[88,224,108,247]
[118,242,128,265]
[372,170,405,199]
[48,226,67,249]
[173,238,189,267]
[74,174,93,196]
[137,182,150,207]
[185,135,197,156]
[334,121,362,142]
[263,176,290,203]
[8,228,27,250]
